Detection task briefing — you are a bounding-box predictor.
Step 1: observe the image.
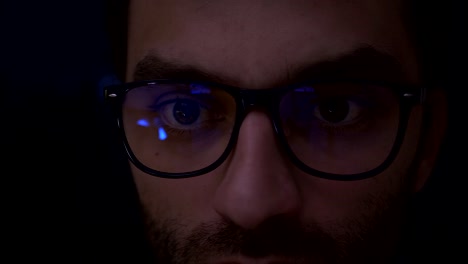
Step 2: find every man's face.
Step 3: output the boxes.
[125,0,439,263]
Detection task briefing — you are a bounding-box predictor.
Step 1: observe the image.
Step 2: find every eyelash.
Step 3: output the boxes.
[152,96,228,138]
[316,99,374,134]
[317,114,370,135]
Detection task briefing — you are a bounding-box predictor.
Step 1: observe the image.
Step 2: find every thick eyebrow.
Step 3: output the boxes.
[132,45,408,86]
[133,55,233,84]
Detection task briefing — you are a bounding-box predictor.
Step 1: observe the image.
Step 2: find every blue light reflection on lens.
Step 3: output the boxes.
[295,86,315,92]
[137,119,150,127]
[158,127,167,140]
[190,83,211,94]
[137,118,167,141]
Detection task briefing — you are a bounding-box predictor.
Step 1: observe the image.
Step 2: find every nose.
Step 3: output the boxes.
[213,111,302,229]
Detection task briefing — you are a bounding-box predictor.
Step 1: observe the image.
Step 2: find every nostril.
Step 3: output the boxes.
[213,167,302,230]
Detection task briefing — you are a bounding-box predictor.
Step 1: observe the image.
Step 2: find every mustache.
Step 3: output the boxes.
[143,189,412,263]
[176,216,345,261]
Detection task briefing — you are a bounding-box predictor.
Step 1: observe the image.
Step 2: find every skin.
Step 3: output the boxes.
[125,0,447,263]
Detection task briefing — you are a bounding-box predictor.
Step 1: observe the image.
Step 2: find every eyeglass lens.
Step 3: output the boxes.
[122,82,399,175]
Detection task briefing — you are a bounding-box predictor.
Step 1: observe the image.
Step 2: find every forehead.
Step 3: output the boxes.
[127,0,418,87]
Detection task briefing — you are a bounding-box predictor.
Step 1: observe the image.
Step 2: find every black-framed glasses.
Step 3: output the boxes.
[105,78,424,181]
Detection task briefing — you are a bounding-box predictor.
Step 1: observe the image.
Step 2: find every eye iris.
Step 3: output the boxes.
[319,98,349,123]
[173,99,201,125]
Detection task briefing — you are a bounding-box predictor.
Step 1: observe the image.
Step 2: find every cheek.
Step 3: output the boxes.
[131,164,221,222]
[297,108,423,223]
[297,175,394,224]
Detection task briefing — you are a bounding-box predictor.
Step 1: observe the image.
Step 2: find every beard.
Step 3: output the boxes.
[138,181,414,264]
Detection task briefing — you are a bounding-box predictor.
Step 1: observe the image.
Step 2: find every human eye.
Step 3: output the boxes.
[312,96,372,133]
[152,92,225,136]
[281,83,385,136]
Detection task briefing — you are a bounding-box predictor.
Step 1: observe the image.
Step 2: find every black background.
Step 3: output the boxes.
[1,0,467,262]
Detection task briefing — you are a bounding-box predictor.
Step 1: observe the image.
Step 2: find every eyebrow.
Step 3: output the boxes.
[132,45,408,86]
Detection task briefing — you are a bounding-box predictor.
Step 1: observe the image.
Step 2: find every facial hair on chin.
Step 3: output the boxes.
[140,183,413,264]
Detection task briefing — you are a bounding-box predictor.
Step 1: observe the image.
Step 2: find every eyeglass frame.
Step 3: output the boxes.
[105,78,425,181]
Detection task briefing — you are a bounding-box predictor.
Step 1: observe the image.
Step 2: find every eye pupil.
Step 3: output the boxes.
[319,98,349,123]
[173,99,200,125]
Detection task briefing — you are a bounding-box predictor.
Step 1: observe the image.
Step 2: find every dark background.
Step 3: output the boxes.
[1,0,467,262]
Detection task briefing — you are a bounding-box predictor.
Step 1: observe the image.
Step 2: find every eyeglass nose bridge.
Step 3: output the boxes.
[237,89,282,137]
[239,89,278,111]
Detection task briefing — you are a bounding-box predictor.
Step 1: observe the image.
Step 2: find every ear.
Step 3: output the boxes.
[412,88,448,192]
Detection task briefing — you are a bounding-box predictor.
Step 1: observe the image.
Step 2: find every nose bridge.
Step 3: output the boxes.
[237,89,280,137]
[213,111,301,229]
[230,110,282,170]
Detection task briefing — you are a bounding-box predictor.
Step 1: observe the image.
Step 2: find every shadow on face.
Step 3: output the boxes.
[121,0,447,263]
